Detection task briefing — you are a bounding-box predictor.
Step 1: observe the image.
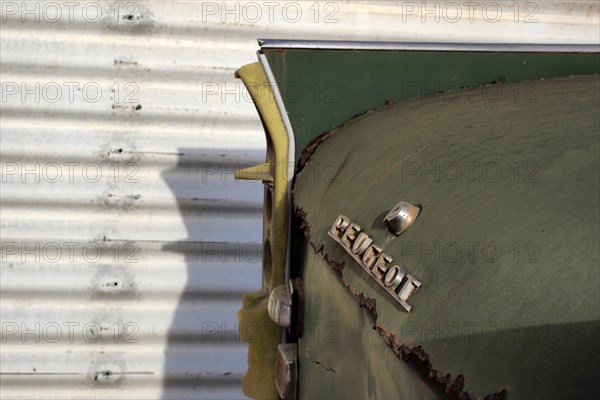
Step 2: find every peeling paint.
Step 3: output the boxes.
[298,105,387,170]
[304,351,337,374]
[295,205,508,399]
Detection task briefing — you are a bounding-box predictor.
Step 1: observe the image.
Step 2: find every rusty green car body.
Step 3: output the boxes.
[236,41,600,399]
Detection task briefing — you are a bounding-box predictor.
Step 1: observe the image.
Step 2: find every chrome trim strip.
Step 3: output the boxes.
[258,39,599,53]
[258,52,296,290]
[259,52,296,182]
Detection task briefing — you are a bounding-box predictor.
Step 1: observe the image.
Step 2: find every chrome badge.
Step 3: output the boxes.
[328,215,422,312]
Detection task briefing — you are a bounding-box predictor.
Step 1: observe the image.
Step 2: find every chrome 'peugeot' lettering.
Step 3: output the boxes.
[328,215,421,312]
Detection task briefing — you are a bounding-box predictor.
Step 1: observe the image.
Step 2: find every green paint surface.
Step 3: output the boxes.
[264,49,599,164]
[294,75,600,399]
[298,244,437,400]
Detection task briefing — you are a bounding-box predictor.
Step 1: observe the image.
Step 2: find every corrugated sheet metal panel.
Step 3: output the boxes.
[1,1,598,399]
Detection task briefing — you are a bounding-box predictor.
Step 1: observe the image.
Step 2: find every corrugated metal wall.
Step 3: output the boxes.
[1,1,597,399]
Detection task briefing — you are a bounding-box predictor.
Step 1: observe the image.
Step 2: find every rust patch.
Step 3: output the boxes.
[294,205,508,400]
[297,204,378,319]
[299,128,339,169]
[295,207,311,238]
[263,48,287,57]
[374,325,474,400]
[298,104,388,169]
[483,389,509,400]
[351,290,379,320]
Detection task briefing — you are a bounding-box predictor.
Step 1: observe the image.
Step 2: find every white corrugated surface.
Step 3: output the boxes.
[0,1,598,399]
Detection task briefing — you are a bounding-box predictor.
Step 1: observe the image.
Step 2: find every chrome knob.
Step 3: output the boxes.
[384,201,420,236]
[268,285,292,327]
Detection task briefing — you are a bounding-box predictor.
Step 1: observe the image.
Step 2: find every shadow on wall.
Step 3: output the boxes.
[161,147,264,400]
